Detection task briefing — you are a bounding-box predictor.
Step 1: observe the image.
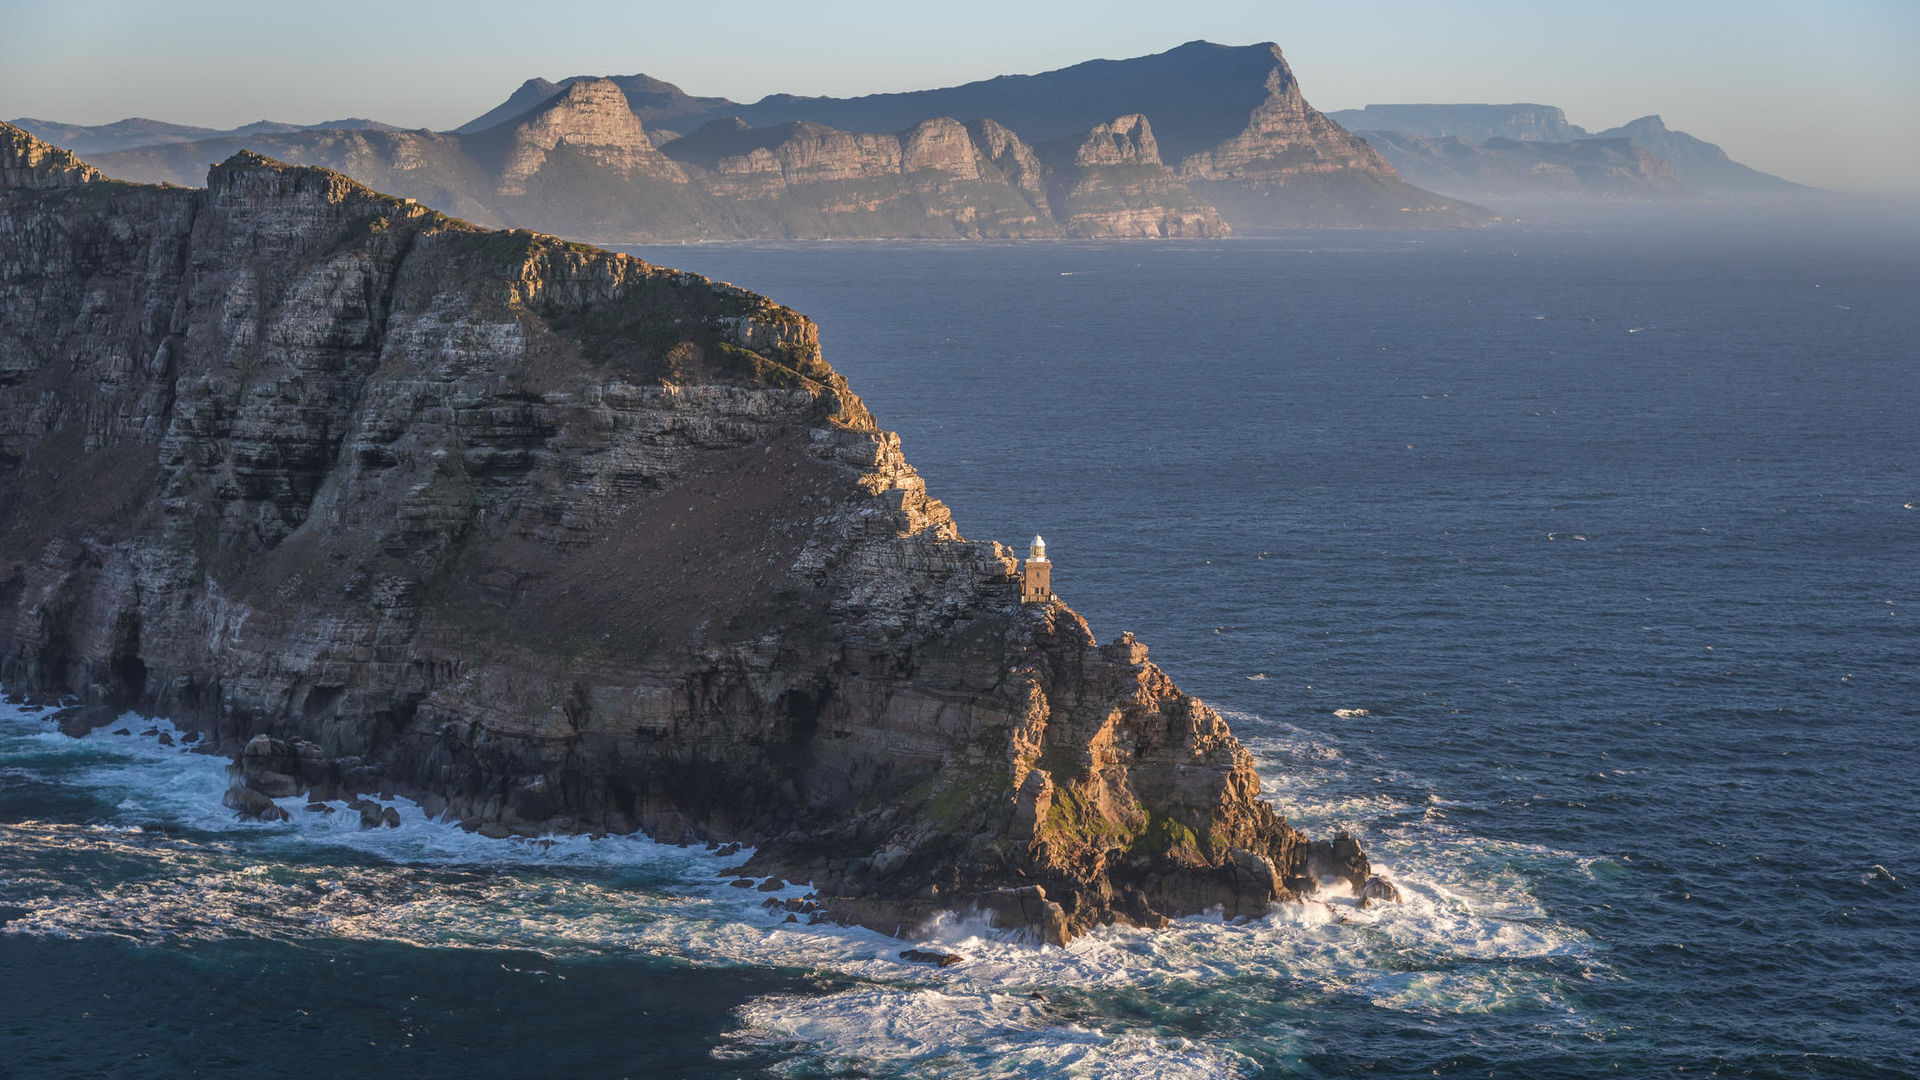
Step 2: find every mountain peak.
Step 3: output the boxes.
[1060,113,1161,167]
[206,149,375,201]
[494,77,685,195]
[545,78,630,112]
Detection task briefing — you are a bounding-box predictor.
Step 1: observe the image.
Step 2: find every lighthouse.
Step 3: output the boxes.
[1020,535,1052,604]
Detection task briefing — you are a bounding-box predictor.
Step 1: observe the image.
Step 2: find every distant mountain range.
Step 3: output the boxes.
[8,116,399,157]
[1326,103,1813,203]
[12,47,1822,238]
[12,43,1483,239]
[1325,104,1587,145]
[1353,132,1693,203]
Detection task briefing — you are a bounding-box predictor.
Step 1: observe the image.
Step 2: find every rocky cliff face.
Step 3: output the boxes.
[1,124,102,188]
[1171,47,1477,228]
[1036,116,1227,238]
[483,78,688,194]
[0,126,1375,942]
[87,41,1487,236]
[89,108,1220,241]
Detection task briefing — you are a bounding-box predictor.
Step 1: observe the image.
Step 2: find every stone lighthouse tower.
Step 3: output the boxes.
[1020,535,1051,604]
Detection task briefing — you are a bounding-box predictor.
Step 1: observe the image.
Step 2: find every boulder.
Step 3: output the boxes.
[347,798,390,830]
[1305,834,1371,894]
[899,949,964,968]
[238,736,305,798]
[223,786,290,822]
[51,705,120,737]
[1360,875,1401,904]
[976,885,1071,947]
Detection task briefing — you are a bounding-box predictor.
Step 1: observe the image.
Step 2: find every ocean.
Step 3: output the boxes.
[3,222,1915,1078]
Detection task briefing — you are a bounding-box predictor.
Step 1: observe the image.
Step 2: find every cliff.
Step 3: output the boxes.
[656,115,1069,239]
[1035,115,1227,238]
[89,42,1487,236]
[1,124,103,188]
[0,125,1381,943]
[90,96,1232,241]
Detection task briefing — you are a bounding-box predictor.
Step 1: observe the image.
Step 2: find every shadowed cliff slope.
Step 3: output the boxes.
[0,124,1381,942]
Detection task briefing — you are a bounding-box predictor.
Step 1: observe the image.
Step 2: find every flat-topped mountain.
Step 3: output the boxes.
[0,122,1387,943]
[80,42,1486,236]
[1326,103,1587,144]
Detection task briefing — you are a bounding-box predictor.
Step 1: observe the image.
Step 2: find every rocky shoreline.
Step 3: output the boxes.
[0,122,1393,943]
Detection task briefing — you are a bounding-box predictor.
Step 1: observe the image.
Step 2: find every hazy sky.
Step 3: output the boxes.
[6,0,1918,193]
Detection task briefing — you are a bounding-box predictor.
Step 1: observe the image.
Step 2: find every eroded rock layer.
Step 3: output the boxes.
[0,126,1357,940]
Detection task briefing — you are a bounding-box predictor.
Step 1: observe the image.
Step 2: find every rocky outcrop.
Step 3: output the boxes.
[968,119,1047,197]
[0,126,1380,941]
[652,115,1064,238]
[2,124,103,188]
[1036,116,1228,238]
[482,78,688,194]
[1063,114,1161,167]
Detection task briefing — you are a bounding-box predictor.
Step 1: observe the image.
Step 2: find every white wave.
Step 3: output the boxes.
[730,985,1256,1079]
[1,694,1599,1075]
[0,697,731,875]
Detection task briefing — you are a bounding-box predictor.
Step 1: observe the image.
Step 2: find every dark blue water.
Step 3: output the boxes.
[627,227,1920,1076]
[3,225,1914,1078]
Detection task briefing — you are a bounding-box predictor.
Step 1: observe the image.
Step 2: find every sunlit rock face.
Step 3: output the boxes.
[80,41,1485,237]
[488,78,689,195]
[1034,115,1229,238]
[0,125,1360,941]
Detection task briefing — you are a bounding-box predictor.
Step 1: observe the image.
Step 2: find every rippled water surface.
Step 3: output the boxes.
[6,225,1917,1077]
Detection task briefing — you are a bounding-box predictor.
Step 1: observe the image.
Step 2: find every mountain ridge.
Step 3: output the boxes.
[72,42,1486,236]
[1591,114,1812,195]
[1330,102,1812,199]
